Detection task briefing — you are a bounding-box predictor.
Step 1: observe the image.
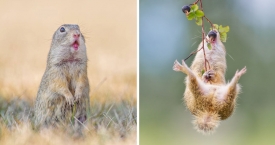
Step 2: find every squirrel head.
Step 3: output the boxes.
[48,24,87,65]
[51,24,85,50]
[205,29,225,51]
[206,30,220,44]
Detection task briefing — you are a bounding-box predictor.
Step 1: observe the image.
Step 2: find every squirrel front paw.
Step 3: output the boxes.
[173,60,183,72]
[65,96,74,105]
[173,60,190,75]
[74,92,82,101]
[173,60,188,71]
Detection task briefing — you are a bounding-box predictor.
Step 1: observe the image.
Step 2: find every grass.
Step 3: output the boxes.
[0,97,136,145]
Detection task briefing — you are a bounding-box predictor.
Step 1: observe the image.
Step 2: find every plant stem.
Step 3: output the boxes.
[184,0,214,71]
[199,0,208,71]
[193,0,199,4]
[204,16,214,30]
[184,47,203,61]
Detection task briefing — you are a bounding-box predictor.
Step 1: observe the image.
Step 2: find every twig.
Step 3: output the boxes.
[184,46,203,61]
[199,0,208,71]
[184,0,214,71]
[204,16,214,30]
[193,0,200,4]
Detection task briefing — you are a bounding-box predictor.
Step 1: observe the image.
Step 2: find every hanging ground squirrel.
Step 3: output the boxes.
[34,24,90,128]
[173,30,246,134]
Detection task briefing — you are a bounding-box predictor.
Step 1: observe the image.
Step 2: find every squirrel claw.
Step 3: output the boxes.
[74,94,82,101]
[65,97,74,105]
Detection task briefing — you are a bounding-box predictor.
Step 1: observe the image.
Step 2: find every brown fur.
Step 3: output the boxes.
[34,24,90,129]
[173,30,246,134]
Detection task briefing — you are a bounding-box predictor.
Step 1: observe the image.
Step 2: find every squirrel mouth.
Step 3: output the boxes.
[207,30,217,44]
[209,37,216,43]
[72,41,79,50]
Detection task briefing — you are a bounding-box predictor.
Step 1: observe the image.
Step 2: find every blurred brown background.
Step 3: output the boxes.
[0,0,137,103]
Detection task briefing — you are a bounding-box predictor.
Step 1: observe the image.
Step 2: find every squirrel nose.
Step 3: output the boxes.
[73,34,80,39]
[207,31,217,39]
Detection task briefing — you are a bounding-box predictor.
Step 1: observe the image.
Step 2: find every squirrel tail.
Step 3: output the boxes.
[192,111,220,134]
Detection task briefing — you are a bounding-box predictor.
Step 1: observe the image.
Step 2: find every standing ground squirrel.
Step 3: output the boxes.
[173,30,246,134]
[34,24,90,128]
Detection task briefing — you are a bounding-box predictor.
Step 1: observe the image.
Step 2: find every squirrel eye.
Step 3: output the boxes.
[60,27,65,32]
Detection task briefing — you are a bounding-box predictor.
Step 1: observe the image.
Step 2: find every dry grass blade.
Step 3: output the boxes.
[0,98,136,145]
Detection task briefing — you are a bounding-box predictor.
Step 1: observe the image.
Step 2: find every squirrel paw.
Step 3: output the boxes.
[235,66,247,78]
[173,60,188,71]
[203,70,215,82]
[65,96,74,105]
[173,60,189,74]
[74,93,82,101]
[173,60,183,72]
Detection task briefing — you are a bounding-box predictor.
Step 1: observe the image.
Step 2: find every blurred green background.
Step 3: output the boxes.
[140,0,275,144]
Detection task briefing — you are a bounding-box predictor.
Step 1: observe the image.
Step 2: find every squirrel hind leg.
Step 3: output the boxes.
[218,66,246,101]
[192,111,221,135]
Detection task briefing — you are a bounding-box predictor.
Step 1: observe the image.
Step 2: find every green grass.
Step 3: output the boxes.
[0,97,136,145]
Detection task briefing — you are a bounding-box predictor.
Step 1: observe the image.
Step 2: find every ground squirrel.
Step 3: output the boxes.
[34,24,90,129]
[173,30,246,134]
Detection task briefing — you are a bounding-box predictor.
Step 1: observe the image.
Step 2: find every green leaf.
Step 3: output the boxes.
[207,43,212,50]
[195,17,202,26]
[190,4,198,11]
[201,69,205,75]
[195,10,204,17]
[211,24,219,30]
[219,25,230,33]
[209,24,229,42]
[220,32,227,42]
[187,12,195,20]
